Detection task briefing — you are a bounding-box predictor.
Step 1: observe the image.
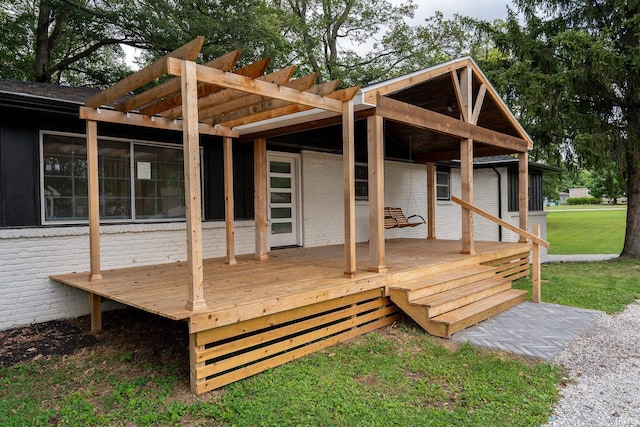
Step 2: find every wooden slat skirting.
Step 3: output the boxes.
[190,288,401,394]
[482,251,530,281]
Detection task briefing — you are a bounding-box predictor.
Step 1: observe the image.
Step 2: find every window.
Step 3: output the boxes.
[355,162,368,201]
[42,132,190,223]
[436,169,450,200]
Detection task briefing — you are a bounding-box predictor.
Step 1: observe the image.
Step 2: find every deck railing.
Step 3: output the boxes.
[451,196,550,303]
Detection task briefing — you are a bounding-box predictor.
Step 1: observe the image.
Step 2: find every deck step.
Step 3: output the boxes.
[413,276,513,318]
[390,265,497,301]
[431,289,527,337]
[389,256,484,284]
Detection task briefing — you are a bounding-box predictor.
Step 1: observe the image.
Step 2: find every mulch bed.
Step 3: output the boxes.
[0,308,189,369]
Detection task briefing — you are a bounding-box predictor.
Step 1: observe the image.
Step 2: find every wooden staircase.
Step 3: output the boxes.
[389,258,527,338]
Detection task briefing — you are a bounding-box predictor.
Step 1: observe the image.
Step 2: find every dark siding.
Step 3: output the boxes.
[0,124,39,226]
[508,167,544,212]
[203,141,254,221]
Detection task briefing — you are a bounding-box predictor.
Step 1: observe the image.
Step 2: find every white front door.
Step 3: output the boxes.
[267,153,300,248]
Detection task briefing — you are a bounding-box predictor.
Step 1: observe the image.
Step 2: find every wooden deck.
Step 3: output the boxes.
[51,239,530,327]
[52,238,532,393]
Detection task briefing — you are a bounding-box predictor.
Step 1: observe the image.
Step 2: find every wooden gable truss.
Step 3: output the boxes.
[80,37,360,320]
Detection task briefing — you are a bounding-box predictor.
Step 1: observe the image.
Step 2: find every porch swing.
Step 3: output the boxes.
[384,136,426,229]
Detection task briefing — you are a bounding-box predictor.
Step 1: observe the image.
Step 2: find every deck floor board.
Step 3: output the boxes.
[51,239,530,324]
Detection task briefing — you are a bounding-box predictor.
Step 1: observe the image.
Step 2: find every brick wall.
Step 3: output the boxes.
[0,221,255,330]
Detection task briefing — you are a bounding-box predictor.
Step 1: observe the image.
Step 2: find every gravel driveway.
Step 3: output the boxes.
[546,302,640,426]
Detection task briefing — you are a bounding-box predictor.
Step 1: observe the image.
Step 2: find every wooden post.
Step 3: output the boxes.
[254,138,268,261]
[367,115,386,273]
[189,333,204,394]
[532,223,541,303]
[224,136,237,265]
[460,138,475,254]
[86,120,102,282]
[343,100,356,277]
[426,162,436,240]
[182,60,206,311]
[518,152,529,242]
[89,293,101,333]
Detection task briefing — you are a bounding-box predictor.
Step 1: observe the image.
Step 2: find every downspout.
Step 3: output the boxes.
[492,168,503,241]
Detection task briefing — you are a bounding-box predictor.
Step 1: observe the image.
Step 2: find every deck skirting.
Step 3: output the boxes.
[189,288,401,394]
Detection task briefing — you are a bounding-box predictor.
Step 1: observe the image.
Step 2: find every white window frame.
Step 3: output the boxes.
[355,162,368,201]
[40,130,203,225]
[436,169,451,201]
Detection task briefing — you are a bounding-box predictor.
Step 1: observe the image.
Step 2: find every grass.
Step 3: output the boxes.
[0,323,562,427]
[545,204,626,211]
[546,207,626,254]
[514,258,640,313]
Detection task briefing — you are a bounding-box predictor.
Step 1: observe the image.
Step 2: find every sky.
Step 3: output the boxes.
[405,0,514,23]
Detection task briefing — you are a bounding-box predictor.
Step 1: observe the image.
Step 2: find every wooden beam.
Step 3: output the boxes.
[460,138,475,255]
[376,95,528,153]
[224,136,237,265]
[194,63,344,113]
[86,119,102,281]
[211,80,338,127]
[89,293,102,333]
[198,70,313,122]
[343,100,356,277]
[519,152,528,243]
[254,138,268,261]
[367,115,386,273]
[85,36,204,108]
[363,59,470,104]
[144,57,271,117]
[471,84,487,126]
[451,67,472,122]
[452,196,549,247]
[182,60,207,311]
[115,49,241,113]
[219,85,358,129]
[426,162,436,240]
[79,107,238,138]
[532,223,541,303]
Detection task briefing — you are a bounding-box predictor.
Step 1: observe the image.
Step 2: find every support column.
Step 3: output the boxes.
[343,100,356,277]
[367,115,386,273]
[254,138,268,260]
[460,138,475,255]
[87,119,102,282]
[518,152,529,242]
[182,60,206,311]
[426,162,436,240]
[224,136,237,265]
[89,293,102,333]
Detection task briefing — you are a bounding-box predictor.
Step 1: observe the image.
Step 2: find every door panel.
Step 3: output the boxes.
[267,154,299,248]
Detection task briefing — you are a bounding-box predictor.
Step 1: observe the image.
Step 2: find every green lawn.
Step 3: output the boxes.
[546,207,626,254]
[0,323,562,427]
[515,259,640,313]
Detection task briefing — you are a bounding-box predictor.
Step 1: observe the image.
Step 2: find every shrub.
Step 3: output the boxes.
[566,197,601,205]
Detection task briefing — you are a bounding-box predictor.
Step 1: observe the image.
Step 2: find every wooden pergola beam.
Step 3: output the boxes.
[86,36,204,108]
[79,107,238,138]
[220,85,358,129]
[155,58,272,118]
[211,80,339,127]
[115,49,242,113]
[175,59,344,113]
[376,95,528,153]
[198,70,313,122]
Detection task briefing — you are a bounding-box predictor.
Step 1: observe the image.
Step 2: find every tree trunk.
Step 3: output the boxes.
[621,145,640,258]
[34,3,52,83]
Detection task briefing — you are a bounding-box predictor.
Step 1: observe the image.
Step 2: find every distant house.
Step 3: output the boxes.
[0,40,550,393]
[569,187,591,199]
[559,191,570,204]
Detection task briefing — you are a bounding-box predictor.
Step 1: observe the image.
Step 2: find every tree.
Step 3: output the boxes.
[481,1,640,257]
[587,166,626,204]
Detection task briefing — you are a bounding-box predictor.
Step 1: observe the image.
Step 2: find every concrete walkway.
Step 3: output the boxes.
[452,301,605,362]
[545,254,618,263]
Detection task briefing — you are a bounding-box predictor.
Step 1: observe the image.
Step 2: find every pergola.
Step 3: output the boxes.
[80,37,536,325]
